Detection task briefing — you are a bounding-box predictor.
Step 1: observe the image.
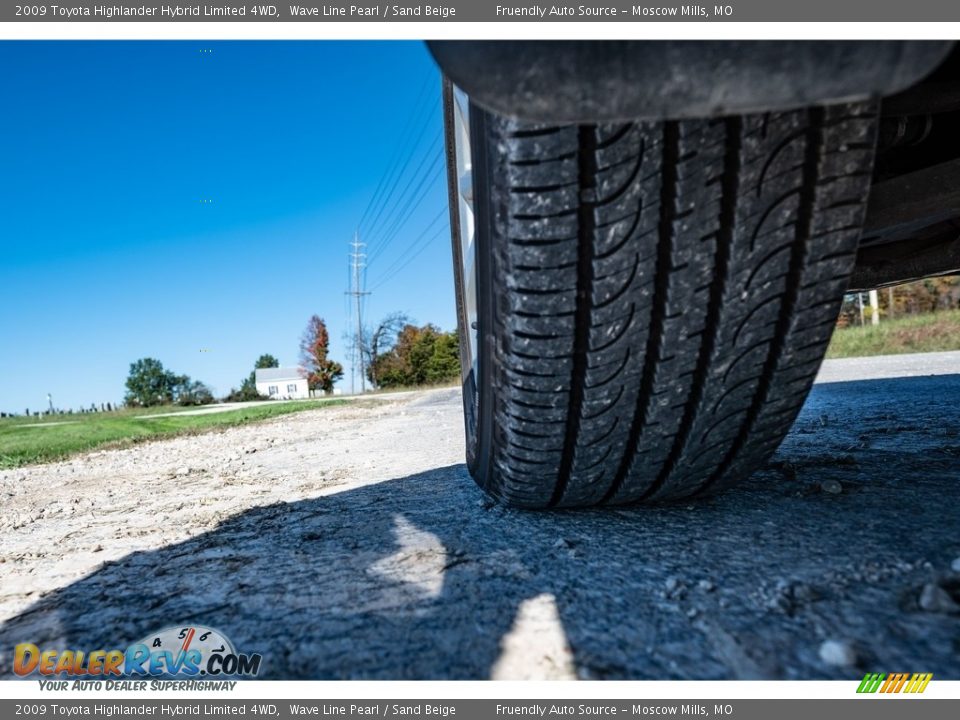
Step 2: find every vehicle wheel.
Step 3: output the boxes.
[445,81,878,508]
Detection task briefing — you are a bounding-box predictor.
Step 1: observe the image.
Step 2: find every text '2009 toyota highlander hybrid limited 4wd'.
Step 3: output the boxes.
[430,41,960,508]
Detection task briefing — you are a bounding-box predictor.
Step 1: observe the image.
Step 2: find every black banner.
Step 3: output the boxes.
[4,1,960,22]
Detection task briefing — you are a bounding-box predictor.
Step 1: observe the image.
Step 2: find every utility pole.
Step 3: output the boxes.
[346,232,371,394]
[869,288,880,326]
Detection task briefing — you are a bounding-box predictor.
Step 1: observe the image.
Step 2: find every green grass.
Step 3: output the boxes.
[826,309,960,359]
[0,399,346,469]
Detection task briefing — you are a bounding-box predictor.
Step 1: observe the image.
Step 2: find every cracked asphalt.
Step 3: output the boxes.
[1,352,958,679]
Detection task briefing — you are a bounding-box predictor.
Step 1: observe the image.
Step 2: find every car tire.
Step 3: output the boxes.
[446,87,878,508]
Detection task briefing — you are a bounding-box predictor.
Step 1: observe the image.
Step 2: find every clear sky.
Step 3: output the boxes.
[0,41,453,413]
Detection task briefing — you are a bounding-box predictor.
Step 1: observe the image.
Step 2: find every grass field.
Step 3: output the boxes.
[0,399,345,469]
[827,309,960,359]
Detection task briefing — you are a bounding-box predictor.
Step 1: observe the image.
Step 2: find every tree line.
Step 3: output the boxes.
[122,313,460,409]
[123,358,214,407]
[362,313,460,388]
[838,276,960,327]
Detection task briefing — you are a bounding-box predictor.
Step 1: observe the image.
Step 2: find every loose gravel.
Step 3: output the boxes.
[1,356,959,679]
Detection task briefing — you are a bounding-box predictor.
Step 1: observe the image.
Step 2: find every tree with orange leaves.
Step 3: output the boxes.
[299,315,344,395]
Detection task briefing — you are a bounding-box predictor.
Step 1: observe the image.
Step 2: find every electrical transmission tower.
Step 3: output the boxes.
[346,232,371,394]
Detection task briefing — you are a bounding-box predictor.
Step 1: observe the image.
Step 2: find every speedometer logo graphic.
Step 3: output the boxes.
[136,625,236,661]
[126,625,261,677]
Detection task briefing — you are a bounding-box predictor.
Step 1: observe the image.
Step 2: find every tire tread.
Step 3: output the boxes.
[474,102,878,507]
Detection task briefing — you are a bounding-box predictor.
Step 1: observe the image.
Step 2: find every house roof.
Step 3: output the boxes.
[255,367,305,383]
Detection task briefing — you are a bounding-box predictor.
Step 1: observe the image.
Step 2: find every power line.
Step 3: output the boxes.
[369,224,447,292]
[367,149,446,267]
[369,205,447,277]
[362,96,442,249]
[368,205,446,279]
[357,76,435,234]
[349,77,447,325]
[368,221,449,292]
[366,131,444,262]
[361,92,440,238]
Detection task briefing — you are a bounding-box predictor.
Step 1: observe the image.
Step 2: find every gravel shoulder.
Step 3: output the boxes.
[1,358,958,680]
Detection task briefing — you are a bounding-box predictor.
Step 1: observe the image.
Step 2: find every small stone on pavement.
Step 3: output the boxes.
[821,479,842,494]
[819,639,857,667]
[919,583,959,613]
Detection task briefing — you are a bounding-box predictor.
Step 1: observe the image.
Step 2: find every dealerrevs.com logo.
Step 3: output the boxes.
[13,625,262,678]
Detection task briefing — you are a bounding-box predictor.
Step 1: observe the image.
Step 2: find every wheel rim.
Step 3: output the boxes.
[451,86,478,383]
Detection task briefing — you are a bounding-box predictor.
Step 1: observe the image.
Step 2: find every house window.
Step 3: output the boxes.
[287,384,297,393]
[268,385,278,396]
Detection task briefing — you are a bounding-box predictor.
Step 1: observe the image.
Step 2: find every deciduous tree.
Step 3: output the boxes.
[363,312,411,388]
[368,324,461,389]
[300,315,343,394]
[124,358,176,407]
[125,359,213,407]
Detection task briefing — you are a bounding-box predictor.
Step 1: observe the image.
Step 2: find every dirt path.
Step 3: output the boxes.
[1,358,958,680]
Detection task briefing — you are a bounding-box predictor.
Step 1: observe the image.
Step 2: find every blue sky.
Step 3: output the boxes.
[0,41,453,412]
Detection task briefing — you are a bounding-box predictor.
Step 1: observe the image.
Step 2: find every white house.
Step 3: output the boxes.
[254,367,310,400]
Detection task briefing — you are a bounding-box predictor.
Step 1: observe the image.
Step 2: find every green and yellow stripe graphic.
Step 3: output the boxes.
[857,672,933,694]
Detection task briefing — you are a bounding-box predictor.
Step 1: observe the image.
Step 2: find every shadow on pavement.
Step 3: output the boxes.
[2,374,959,680]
